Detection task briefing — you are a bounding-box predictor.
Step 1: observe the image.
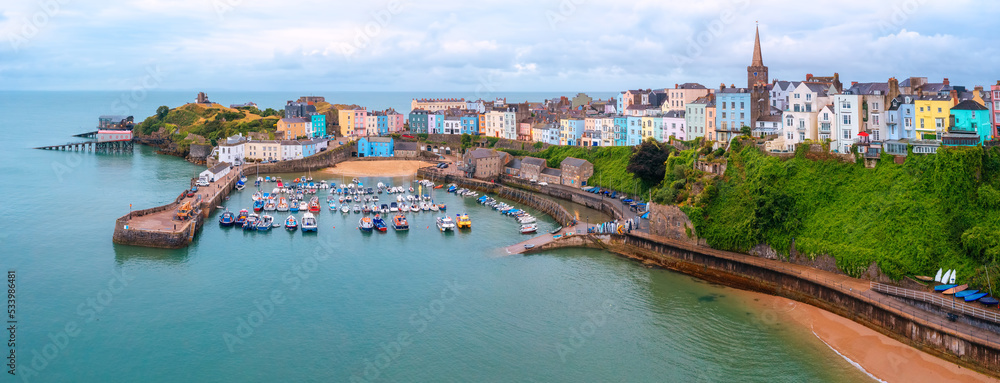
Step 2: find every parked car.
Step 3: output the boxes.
[538,182,548,186]
[186,187,198,197]
[196,178,210,187]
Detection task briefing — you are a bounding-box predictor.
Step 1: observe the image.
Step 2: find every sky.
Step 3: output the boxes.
[1,0,999,92]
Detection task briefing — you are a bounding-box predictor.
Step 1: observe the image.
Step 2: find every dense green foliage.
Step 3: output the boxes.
[135,105,278,145]
[626,139,672,185]
[688,145,1000,286]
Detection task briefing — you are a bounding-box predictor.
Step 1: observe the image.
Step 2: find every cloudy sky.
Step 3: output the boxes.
[1,0,998,92]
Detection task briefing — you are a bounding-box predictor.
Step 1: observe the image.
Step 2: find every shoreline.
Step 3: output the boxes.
[319,160,434,178]
[736,292,998,382]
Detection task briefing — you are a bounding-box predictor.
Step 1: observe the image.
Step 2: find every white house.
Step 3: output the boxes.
[817,104,835,142]
[199,162,231,183]
[280,140,303,161]
[833,92,863,153]
[442,117,461,134]
[781,82,831,149]
[218,134,246,165]
[770,81,799,111]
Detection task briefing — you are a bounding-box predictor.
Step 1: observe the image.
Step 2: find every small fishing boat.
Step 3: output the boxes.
[430,203,439,212]
[955,290,980,298]
[284,215,298,230]
[518,216,536,224]
[549,226,562,234]
[341,205,350,214]
[299,201,309,212]
[401,204,410,212]
[235,209,249,225]
[329,203,337,211]
[456,214,471,229]
[435,216,456,232]
[437,204,446,211]
[257,215,274,231]
[980,297,999,306]
[933,284,958,292]
[252,190,263,202]
[309,197,321,213]
[289,201,299,213]
[392,214,409,231]
[524,244,535,249]
[373,215,388,232]
[966,292,989,302]
[410,203,419,211]
[219,210,236,226]
[943,284,968,295]
[253,199,265,212]
[235,178,246,191]
[353,204,362,214]
[914,275,934,282]
[277,198,289,212]
[520,223,538,234]
[390,202,399,212]
[301,212,317,232]
[243,214,259,230]
[264,199,277,211]
[362,205,372,214]
[380,204,389,213]
[359,217,374,232]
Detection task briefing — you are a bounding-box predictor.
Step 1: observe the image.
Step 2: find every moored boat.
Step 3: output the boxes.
[373,215,388,232]
[359,217,374,232]
[435,216,456,232]
[392,214,409,231]
[456,214,471,229]
[520,223,538,234]
[219,210,236,226]
[301,212,318,232]
[299,201,309,212]
[277,198,289,212]
[243,214,259,230]
[914,275,934,282]
[284,215,298,230]
[264,199,276,211]
[253,199,265,212]
[257,215,274,231]
[289,201,299,213]
[235,209,249,225]
[341,205,350,214]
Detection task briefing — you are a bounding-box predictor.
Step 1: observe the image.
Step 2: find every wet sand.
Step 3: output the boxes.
[741,292,999,383]
[320,160,432,178]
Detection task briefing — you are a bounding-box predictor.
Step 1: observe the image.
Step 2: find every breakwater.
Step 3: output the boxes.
[417,168,576,226]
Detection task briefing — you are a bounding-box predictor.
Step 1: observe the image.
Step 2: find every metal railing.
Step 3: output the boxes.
[871,282,1000,325]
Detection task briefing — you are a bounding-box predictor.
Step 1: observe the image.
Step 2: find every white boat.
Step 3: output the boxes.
[520,223,537,234]
[401,204,410,212]
[941,269,953,284]
[301,212,318,232]
[299,201,308,211]
[430,203,439,212]
[341,205,350,214]
[949,270,957,284]
[934,268,943,282]
[435,216,456,232]
[518,216,536,224]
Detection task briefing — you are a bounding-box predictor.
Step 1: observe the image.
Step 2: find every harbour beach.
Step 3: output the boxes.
[320,160,434,178]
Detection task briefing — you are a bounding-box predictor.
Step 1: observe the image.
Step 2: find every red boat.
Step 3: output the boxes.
[308,196,321,212]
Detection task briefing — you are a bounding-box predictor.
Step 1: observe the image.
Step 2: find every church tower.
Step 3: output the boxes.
[748,24,770,122]
[747,24,768,87]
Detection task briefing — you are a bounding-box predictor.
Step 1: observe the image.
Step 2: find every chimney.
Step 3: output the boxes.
[730,84,735,88]
[806,74,813,81]
[917,87,924,98]
[720,83,726,90]
[675,84,679,89]
[851,81,858,86]
[950,89,959,106]
[943,78,950,86]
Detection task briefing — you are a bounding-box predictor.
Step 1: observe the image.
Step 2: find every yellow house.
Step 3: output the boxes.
[245,140,281,161]
[640,116,656,139]
[338,109,356,137]
[277,117,310,139]
[915,94,952,139]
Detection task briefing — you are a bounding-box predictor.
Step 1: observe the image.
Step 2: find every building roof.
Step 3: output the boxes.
[394,141,418,151]
[99,115,128,121]
[366,137,393,143]
[676,83,706,89]
[541,168,562,177]
[522,157,547,167]
[663,110,685,118]
[560,157,589,168]
[207,162,230,174]
[467,148,499,159]
[952,99,988,111]
[221,135,246,146]
[507,159,522,169]
[280,117,311,123]
[280,140,300,145]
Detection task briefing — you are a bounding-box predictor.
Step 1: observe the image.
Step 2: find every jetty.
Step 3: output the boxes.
[35,140,133,153]
[73,131,99,138]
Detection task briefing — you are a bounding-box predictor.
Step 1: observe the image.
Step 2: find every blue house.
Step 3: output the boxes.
[560,118,585,146]
[408,110,429,134]
[357,137,394,157]
[626,116,643,146]
[300,139,318,157]
[310,114,326,137]
[460,115,479,135]
[377,115,389,136]
[946,100,992,145]
[715,87,753,138]
[613,117,628,146]
[886,95,916,140]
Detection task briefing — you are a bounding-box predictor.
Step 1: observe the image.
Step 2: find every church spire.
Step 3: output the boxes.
[751,23,763,67]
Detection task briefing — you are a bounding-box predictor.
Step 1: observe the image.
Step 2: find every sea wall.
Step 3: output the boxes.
[499,175,627,221]
[418,169,576,226]
[561,232,1000,378]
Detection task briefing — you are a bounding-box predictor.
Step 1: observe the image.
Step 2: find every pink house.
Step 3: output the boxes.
[353,109,367,137]
[517,120,533,141]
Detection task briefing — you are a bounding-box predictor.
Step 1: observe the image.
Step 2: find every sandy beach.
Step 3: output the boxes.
[320,160,433,178]
[739,292,999,383]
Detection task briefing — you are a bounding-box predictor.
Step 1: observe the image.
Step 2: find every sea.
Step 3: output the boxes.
[0,91,874,382]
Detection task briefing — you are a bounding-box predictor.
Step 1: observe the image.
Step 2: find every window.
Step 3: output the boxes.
[936,118,944,129]
[800,133,805,141]
[921,119,925,129]
[823,112,829,120]
[731,102,735,109]
[872,115,879,126]
[843,115,852,124]
[794,104,801,112]
[740,113,745,119]
[843,130,850,139]
[904,118,912,128]
[740,102,745,109]
[806,104,812,112]
[938,108,942,113]
[806,94,812,101]
[794,94,800,99]
[919,106,924,112]
[786,116,794,127]
[799,119,805,129]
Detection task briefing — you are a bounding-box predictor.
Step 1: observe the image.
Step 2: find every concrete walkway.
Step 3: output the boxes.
[504,224,591,255]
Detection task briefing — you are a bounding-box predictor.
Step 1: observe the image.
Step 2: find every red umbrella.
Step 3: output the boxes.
[857,132,870,137]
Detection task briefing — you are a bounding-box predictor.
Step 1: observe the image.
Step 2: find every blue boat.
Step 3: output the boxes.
[373,216,387,232]
[980,297,999,306]
[289,202,299,213]
[256,215,273,231]
[965,292,989,302]
[219,211,236,226]
[955,290,979,298]
[253,199,265,212]
[933,284,958,292]
[235,209,249,225]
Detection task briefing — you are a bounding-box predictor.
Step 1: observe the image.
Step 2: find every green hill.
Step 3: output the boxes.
[684,143,1000,288]
[134,103,282,152]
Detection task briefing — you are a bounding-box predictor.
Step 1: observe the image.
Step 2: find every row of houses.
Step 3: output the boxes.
[215,134,329,163]
[337,108,406,138]
[276,100,327,140]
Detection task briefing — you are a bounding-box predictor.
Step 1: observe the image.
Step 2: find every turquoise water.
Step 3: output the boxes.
[0,92,872,382]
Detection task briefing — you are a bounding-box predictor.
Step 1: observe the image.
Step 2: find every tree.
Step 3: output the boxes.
[740,125,752,137]
[156,105,170,120]
[627,139,671,184]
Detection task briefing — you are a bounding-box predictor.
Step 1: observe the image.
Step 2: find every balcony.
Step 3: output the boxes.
[819,123,831,133]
